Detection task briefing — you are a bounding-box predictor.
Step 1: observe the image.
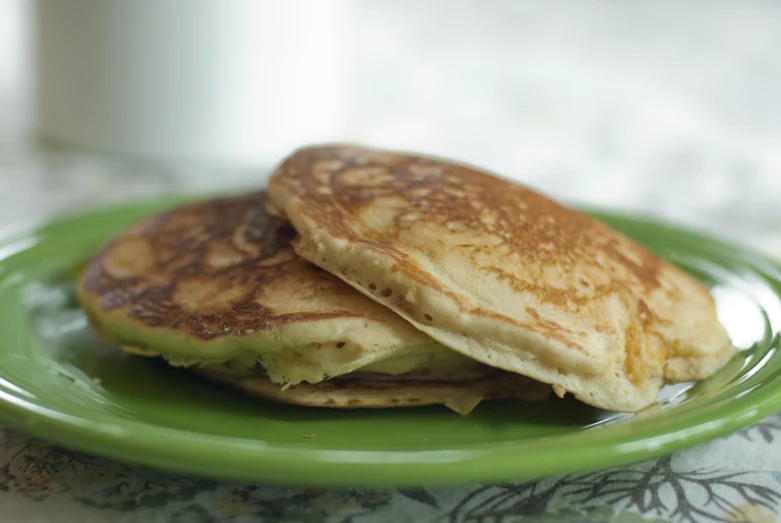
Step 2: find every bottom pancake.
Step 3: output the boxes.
[189,365,551,414]
[193,364,551,415]
[119,343,551,415]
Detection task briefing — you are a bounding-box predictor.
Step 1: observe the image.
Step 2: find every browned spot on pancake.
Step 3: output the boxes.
[638,298,652,326]
[80,192,366,340]
[102,237,155,278]
[525,307,540,320]
[624,320,644,385]
[624,299,669,384]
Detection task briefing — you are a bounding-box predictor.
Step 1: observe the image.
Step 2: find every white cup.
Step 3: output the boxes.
[35,0,352,165]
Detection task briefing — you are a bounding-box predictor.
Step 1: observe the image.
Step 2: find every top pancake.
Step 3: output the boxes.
[78,191,473,386]
[268,144,735,411]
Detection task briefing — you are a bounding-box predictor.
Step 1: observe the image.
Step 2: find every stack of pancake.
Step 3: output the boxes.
[78,145,735,414]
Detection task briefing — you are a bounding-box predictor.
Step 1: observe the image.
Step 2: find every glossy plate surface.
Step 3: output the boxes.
[0,197,779,486]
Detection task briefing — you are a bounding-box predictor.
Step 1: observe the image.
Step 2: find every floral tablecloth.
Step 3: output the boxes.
[4,418,781,523]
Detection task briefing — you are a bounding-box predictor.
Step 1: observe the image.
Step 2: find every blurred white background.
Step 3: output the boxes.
[0,0,780,252]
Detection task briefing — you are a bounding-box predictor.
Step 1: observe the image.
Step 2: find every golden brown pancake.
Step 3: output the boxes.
[268,145,736,412]
[78,191,550,413]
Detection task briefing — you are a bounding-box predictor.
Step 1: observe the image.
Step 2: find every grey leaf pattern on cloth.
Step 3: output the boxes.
[738,414,781,444]
[3,422,781,523]
[399,488,440,509]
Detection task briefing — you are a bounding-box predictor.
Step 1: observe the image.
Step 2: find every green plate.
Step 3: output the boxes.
[0,197,780,487]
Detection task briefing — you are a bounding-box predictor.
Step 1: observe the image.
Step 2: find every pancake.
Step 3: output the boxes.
[79,192,550,413]
[191,364,550,415]
[267,145,736,412]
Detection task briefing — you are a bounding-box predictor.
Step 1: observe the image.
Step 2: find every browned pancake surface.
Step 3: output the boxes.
[81,191,360,339]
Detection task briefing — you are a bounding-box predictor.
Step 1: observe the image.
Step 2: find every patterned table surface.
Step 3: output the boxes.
[4,419,781,523]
